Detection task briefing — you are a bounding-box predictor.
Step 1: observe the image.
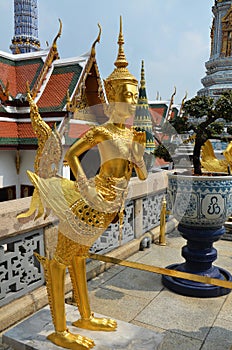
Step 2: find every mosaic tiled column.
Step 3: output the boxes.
[10,0,41,53]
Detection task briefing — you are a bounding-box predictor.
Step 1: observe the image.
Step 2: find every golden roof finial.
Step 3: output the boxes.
[91,23,102,57]
[52,19,62,47]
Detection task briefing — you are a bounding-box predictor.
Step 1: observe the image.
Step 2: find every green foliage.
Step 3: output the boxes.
[170,115,190,134]
[209,122,224,136]
[153,144,169,161]
[214,91,232,121]
[154,144,174,162]
[181,91,232,174]
[156,91,232,174]
[227,125,232,135]
[183,95,214,120]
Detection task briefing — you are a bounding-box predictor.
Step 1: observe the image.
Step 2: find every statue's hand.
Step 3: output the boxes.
[130,128,146,166]
[77,178,122,213]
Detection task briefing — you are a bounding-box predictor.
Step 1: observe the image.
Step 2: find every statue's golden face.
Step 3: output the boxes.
[114,83,138,104]
[112,83,138,121]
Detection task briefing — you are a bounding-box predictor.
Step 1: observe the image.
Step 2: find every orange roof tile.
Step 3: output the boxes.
[18,123,36,138]
[0,121,55,139]
[154,157,169,166]
[38,72,74,109]
[0,62,16,97]
[0,121,18,137]
[149,106,166,125]
[0,58,42,98]
[68,123,91,139]
[15,63,42,95]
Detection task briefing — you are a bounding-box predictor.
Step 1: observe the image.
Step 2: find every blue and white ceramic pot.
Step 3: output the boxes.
[162,172,232,297]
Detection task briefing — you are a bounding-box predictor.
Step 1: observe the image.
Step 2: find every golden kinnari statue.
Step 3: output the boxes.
[18,17,147,350]
[201,139,232,173]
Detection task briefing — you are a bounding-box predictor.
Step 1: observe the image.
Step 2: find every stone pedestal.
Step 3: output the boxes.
[3,304,163,350]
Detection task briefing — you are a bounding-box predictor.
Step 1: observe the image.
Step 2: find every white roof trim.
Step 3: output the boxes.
[149,100,169,105]
[0,116,63,123]
[0,49,49,61]
[53,51,91,68]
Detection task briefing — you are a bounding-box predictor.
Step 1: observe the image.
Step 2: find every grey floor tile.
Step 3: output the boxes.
[89,287,151,322]
[135,290,225,341]
[158,331,202,350]
[99,267,163,299]
[215,294,232,323]
[216,239,232,258]
[201,317,232,350]
[131,320,202,350]
[88,265,126,290]
[134,244,185,269]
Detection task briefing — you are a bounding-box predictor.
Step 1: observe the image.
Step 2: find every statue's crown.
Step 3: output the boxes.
[104,16,137,100]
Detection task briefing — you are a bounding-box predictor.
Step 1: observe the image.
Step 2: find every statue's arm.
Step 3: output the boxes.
[134,162,148,180]
[131,129,148,180]
[64,127,100,180]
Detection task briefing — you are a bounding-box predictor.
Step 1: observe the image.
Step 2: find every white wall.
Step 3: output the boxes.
[0,150,18,188]
[19,150,36,185]
[0,149,36,198]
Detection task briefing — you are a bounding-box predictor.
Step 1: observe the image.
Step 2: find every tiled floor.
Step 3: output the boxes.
[86,231,232,350]
[2,230,232,349]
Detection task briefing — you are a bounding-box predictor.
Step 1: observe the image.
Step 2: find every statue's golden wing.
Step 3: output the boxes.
[27,92,62,176]
[201,140,228,173]
[18,93,63,219]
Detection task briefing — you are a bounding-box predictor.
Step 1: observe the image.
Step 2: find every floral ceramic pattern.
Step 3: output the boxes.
[168,173,232,227]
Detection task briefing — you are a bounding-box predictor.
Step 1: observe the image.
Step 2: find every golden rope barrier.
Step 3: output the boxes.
[89,253,232,289]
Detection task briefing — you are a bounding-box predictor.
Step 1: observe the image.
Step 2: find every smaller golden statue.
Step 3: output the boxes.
[19,17,147,350]
[201,139,232,173]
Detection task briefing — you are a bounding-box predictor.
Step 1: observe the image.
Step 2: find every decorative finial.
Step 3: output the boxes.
[91,23,102,56]
[114,16,128,69]
[51,18,62,56]
[178,91,188,117]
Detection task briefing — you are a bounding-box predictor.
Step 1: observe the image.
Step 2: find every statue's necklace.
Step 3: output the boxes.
[105,123,132,139]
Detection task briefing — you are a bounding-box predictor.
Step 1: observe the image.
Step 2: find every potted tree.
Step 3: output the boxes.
[156,91,232,297]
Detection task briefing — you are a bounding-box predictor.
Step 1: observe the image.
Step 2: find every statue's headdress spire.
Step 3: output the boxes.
[114,16,128,69]
[104,16,138,101]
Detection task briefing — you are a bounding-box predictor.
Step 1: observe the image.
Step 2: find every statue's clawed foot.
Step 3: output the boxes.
[73,313,117,332]
[47,329,95,350]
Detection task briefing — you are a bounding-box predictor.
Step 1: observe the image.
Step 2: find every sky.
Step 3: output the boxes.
[0,0,214,103]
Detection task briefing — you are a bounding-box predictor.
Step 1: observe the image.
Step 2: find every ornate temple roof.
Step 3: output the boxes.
[0,21,105,149]
[0,2,179,152]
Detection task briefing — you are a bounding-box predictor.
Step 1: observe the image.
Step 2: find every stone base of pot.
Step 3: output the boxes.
[162,264,232,297]
[162,224,232,297]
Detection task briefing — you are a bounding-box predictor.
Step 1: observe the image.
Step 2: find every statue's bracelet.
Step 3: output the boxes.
[75,175,88,189]
[132,158,145,169]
